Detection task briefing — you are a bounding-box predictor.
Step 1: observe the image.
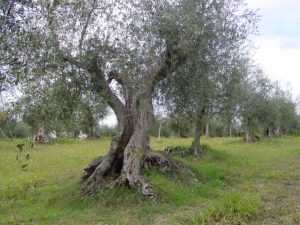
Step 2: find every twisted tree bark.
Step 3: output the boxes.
[79,48,193,199]
[81,81,195,199]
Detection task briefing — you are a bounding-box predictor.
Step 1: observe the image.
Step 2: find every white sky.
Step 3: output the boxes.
[246,0,300,99]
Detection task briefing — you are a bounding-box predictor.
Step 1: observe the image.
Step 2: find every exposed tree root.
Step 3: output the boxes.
[81,156,105,182]
[143,149,196,178]
[80,148,196,199]
[81,154,115,196]
[110,174,156,200]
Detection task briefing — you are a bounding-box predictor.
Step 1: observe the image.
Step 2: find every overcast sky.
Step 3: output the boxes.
[246,0,300,99]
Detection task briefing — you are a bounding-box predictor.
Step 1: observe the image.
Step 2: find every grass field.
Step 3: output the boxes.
[0,136,300,225]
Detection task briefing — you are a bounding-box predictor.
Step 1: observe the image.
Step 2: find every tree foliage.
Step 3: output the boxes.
[1,0,260,197]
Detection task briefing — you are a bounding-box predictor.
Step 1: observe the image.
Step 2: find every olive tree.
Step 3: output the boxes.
[263,86,298,136]
[161,2,256,157]
[18,77,108,138]
[237,66,273,142]
[2,0,257,198]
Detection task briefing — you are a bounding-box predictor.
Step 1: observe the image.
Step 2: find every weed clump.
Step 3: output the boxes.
[187,192,263,225]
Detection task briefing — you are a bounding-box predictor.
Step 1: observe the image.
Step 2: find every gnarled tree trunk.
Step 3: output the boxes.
[80,52,194,199]
[81,90,194,199]
[35,126,52,144]
[52,28,192,198]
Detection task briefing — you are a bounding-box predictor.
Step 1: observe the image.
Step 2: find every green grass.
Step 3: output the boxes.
[1,136,300,224]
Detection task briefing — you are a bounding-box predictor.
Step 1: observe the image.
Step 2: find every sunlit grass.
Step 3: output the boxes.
[1,136,299,224]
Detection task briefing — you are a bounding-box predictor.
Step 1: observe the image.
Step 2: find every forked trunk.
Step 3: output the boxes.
[56,30,190,199]
[81,85,195,199]
[80,92,136,195]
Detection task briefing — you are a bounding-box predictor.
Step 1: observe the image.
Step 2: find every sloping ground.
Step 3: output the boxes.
[254,160,300,224]
[0,137,299,224]
[149,137,300,225]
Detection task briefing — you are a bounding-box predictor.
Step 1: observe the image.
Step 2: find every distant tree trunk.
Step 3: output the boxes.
[274,126,280,137]
[229,123,232,138]
[205,121,210,137]
[85,106,99,139]
[192,112,204,159]
[158,120,162,141]
[265,124,280,138]
[55,130,61,138]
[244,118,254,142]
[282,128,287,135]
[268,126,274,138]
[35,126,51,144]
[73,130,80,138]
[87,123,98,139]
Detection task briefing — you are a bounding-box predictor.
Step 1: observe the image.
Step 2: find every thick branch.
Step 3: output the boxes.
[47,13,125,126]
[79,0,96,54]
[89,66,125,126]
[50,35,125,127]
[150,44,186,85]
[107,70,125,86]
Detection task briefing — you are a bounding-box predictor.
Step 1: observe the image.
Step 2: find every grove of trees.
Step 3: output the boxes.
[1,0,299,199]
